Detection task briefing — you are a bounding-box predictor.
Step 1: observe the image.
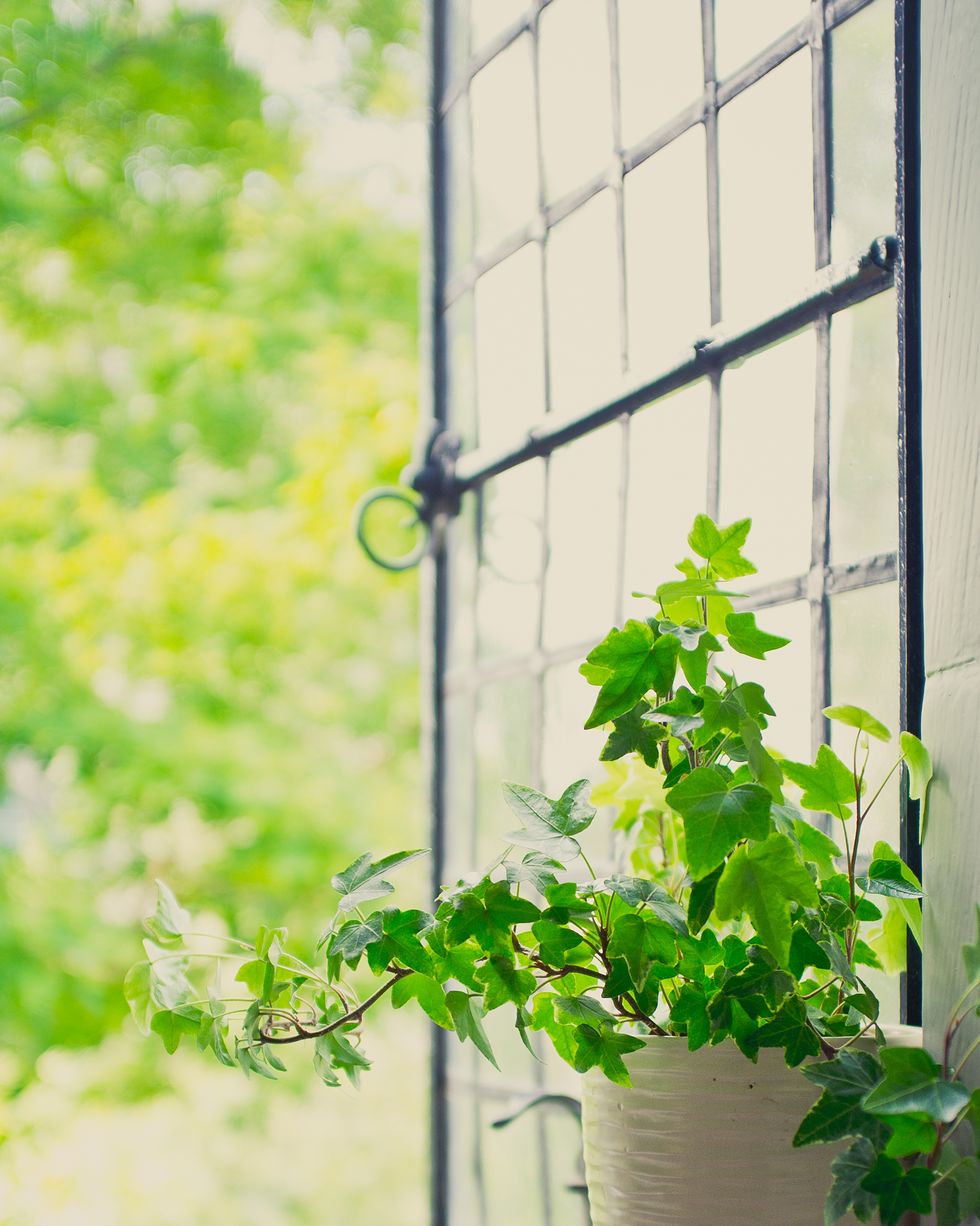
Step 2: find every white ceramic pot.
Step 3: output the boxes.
[581,1027,922,1226]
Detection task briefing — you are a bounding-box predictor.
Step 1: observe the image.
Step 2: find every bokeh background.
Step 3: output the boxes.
[0,0,428,1220]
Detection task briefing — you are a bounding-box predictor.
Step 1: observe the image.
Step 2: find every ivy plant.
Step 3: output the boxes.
[127,515,978,1225]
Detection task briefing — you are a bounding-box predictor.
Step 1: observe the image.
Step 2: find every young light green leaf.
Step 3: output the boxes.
[862,1047,971,1122]
[390,974,454,1029]
[331,849,428,912]
[666,766,772,878]
[475,955,536,1011]
[882,1112,937,1159]
[782,745,857,815]
[962,905,980,984]
[857,858,924,900]
[714,833,819,968]
[124,961,155,1035]
[445,991,499,1069]
[151,1005,203,1055]
[571,1024,646,1087]
[654,575,743,608]
[724,611,790,660]
[823,705,892,743]
[687,515,757,579]
[142,880,191,948]
[899,731,933,837]
[582,621,679,728]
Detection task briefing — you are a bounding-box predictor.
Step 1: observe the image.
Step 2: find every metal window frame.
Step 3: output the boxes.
[424,2,923,1221]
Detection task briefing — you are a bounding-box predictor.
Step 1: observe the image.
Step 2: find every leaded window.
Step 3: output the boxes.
[427,3,913,1222]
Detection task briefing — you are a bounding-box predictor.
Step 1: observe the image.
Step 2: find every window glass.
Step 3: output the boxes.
[714,0,809,79]
[474,675,535,867]
[444,690,476,881]
[543,426,622,650]
[539,0,612,201]
[475,244,546,451]
[476,461,545,661]
[618,0,703,148]
[479,1098,547,1224]
[447,492,477,671]
[830,291,898,562]
[444,99,473,282]
[623,381,710,619]
[447,1083,484,1224]
[624,124,710,375]
[542,662,607,800]
[471,36,538,251]
[719,49,814,321]
[446,291,477,451]
[719,329,815,583]
[831,0,896,261]
[546,190,621,417]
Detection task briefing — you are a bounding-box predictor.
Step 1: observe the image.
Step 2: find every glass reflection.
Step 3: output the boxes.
[623,381,710,621]
[624,124,710,375]
[714,0,809,79]
[475,244,546,452]
[543,426,622,649]
[719,329,815,582]
[831,0,896,260]
[539,0,612,201]
[546,190,621,417]
[727,600,812,763]
[829,582,899,854]
[719,49,814,322]
[618,0,703,148]
[471,36,538,252]
[830,292,898,562]
[476,461,545,661]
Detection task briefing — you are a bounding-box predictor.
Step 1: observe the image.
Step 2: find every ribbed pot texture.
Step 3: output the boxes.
[581,1031,918,1226]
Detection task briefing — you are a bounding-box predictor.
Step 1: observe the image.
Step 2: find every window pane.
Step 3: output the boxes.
[546,190,621,417]
[727,600,812,763]
[471,37,538,252]
[475,244,546,450]
[444,99,473,282]
[539,0,612,201]
[447,492,478,671]
[714,0,809,79]
[719,329,815,583]
[719,49,814,322]
[446,291,477,451]
[618,0,703,148]
[479,1098,547,1225]
[474,675,535,866]
[624,124,710,375]
[471,0,527,53]
[542,661,607,799]
[444,690,476,881]
[829,582,900,854]
[543,425,622,649]
[476,461,545,661]
[830,291,898,562]
[447,1084,485,1225]
[831,0,896,261]
[623,381,710,619]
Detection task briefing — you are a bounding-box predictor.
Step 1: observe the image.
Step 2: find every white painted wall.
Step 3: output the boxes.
[920,0,980,1088]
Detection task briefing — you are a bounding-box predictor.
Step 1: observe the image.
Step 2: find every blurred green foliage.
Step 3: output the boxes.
[0,0,426,1217]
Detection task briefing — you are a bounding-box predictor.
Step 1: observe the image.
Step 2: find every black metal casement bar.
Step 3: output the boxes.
[440,0,880,311]
[452,239,895,494]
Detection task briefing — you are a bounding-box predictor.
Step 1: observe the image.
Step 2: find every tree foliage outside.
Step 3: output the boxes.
[0,0,426,1219]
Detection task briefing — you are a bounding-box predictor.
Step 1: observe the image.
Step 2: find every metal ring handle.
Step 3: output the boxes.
[353,486,429,572]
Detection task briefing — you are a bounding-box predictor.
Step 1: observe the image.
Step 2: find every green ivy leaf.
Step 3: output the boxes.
[475,955,536,1011]
[687,515,757,579]
[445,991,499,1069]
[803,1050,881,1100]
[151,1005,203,1054]
[582,621,679,728]
[505,852,563,894]
[883,1112,937,1158]
[331,849,428,912]
[670,984,710,1050]
[862,1047,971,1122]
[330,913,384,963]
[857,858,924,900]
[823,705,892,742]
[899,731,933,840]
[531,919,585,968]
[598,875,688,933]
[962,905,980,984]
[124,962,156,1035]
[390,973,454,1029]
[600,699,666,766]
[823,1138,878,1225]
[607,913,652,989]
[571,1024,646,1086]
[782,745,857,815]
[860,1155,935,1226]
[142,880,191,948]
[503,779,596,861]
[794,1090,887,1148]
[646,688,704,737]
[724,611,790,659]
[553,994,615,1027]
[317,1030,372,1087]
[715,833,818,968]
[667,766,772,878]
[754,997,820,1066]
[687,865,723,935]
[378,907,435,974]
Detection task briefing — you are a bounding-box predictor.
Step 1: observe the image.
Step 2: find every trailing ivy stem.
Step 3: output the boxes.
[181,932,254,950]
[859,756,902,820]
[950,1032,980,1082]
[259,967,412,1045]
